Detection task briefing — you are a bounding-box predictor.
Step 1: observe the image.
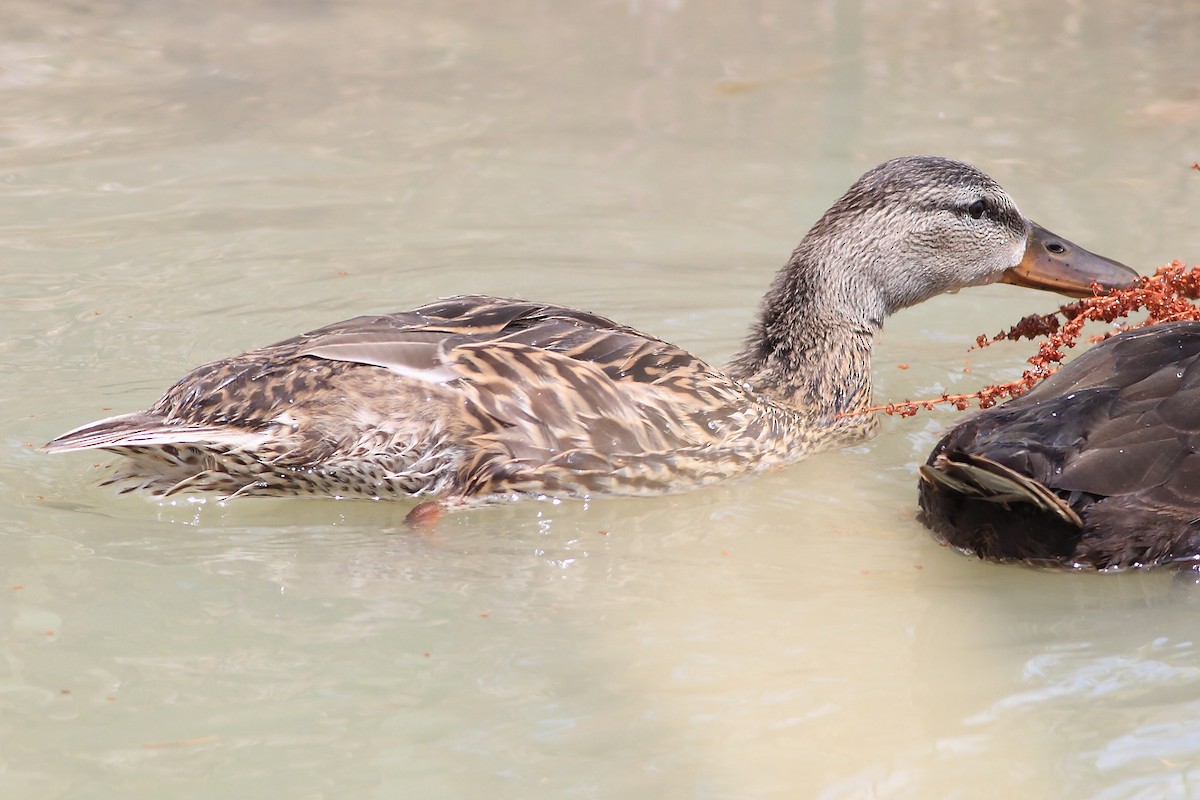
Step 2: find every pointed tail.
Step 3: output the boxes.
[42,411,251,454]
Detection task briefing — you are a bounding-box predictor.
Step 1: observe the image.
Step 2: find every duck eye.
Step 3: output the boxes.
[967,199,987,220]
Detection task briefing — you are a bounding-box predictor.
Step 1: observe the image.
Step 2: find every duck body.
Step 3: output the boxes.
[44,156,1137,504]
[919,322,1200,570]
[52,295,823,499]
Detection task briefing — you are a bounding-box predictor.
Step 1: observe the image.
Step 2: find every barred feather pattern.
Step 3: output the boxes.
[46,296,855,502]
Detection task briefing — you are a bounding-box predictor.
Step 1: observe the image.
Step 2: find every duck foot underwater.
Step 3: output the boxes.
[404,500,446,529]
[43,156,1136,506]
[919,322,1200,571]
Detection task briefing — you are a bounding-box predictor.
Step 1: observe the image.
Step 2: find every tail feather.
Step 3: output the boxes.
[42,411,258,454]
[919,452,1083,527]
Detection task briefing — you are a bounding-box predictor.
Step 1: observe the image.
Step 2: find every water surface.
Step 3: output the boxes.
[4,1,1200,797]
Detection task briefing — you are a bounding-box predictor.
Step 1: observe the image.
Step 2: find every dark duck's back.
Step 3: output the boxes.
[919,321,1200,570]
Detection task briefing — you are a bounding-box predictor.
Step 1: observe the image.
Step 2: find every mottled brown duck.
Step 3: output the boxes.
[920,322,1200,570]
[44,156,1136,505]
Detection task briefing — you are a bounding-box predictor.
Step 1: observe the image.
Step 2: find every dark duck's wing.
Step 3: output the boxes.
[918,321,1200,569]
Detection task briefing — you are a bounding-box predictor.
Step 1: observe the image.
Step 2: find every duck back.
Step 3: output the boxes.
[919,322,1200,569]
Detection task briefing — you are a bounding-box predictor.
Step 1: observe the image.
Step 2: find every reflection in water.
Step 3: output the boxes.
[3,0,1200,797]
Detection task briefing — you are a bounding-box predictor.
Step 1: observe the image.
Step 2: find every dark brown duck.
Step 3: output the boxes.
[920,322,1200,570]
[44,156,1136,505]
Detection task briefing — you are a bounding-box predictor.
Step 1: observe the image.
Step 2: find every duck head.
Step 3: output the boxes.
[729,156,1138,410]
[792,156,1138,321]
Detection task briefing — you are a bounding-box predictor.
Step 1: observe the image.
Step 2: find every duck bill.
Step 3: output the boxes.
[1000,222,1139,298]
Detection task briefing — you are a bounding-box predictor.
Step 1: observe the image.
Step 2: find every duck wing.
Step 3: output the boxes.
[293,295,769,494]
[297,295,704,387]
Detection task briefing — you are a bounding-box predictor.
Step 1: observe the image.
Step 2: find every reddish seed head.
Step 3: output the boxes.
[855,262,1199,418]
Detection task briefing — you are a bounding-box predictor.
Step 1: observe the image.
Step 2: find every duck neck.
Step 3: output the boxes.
[726,247,886,423]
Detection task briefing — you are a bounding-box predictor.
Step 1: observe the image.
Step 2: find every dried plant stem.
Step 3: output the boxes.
[854,261,1200,418]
